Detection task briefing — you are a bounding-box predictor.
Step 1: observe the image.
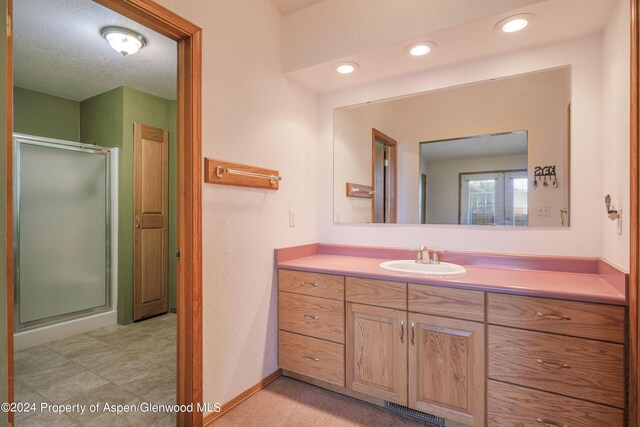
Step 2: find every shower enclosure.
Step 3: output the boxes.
[13,134,116,332]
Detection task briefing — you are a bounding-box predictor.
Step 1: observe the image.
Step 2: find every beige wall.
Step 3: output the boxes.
[334,68,570,226]
[602,0,630,270]
[154,0,319,408]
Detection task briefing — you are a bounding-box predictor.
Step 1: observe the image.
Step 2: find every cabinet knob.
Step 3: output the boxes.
[302,355,319,362]
[536,311,571,321]
[303,314,318,320]
[410,322,415,345]
[302,282,319,287]
[536,417,565,427]
[399,320,404,343]
[536,358,570,370]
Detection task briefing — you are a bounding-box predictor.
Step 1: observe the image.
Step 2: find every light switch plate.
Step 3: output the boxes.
[289,210,296,227]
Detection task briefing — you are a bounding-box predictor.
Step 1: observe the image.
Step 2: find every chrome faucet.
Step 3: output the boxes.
[416,246,446,264]
[415,246,430,264]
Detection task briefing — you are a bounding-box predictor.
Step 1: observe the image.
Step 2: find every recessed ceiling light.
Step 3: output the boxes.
[494,13,537,33]
[404,41,437,57]
[335,62,359,74]
[101,26,147,56]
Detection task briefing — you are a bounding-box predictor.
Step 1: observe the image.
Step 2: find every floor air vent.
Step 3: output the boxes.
[383,402,446,426]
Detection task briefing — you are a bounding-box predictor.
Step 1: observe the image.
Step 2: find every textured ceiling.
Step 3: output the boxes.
[270,0,324,16]
[14,0,177,102]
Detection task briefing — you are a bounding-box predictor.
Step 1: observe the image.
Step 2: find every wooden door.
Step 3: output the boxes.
[408,313,485,427]
[134,123,169,320]
[346,303,407,404]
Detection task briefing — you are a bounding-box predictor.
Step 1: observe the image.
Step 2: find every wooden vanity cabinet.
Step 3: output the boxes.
[408,313,485,427]
[279,269,627,427]
[278,269,346,386]
[345,303,407,404]
[345,279,484,426]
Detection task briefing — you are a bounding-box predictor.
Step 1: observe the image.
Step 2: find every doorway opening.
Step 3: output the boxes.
[371,128,397,223]
[5,0,202,425]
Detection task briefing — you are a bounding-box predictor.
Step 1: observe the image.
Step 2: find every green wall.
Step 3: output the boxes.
[81,86,177,324]
[14,86,80,141]
[0,0,7,422]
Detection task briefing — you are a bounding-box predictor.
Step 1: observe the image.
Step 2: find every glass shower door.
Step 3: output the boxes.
[14,134,112,331]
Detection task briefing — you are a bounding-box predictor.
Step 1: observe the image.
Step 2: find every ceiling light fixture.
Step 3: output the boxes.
[101,26,147,56]
[335,62,359,74]
[494,13,537,33]
[404,41,437,57]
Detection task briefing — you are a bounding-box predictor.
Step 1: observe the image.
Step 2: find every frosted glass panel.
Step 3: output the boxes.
[17,139,110,328]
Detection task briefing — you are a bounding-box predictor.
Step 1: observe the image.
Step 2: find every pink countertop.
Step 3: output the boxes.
[276,244,628,306]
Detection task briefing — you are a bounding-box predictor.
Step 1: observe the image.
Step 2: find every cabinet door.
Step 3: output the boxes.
[346,303,407,404]
[408,313,485,427]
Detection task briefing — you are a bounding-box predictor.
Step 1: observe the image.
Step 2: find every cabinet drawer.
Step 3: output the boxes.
[346,277,406,310]
[409,284,485,322]
[279,331,344,387]
[487,293,625,343]
[488,380,624,427]
[278,269,344,301]
[488,326,624,408]
[278,292,344,343]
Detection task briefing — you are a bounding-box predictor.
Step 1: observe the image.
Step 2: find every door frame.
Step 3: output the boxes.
[631,0,639,424]
[371,128,397,223]
[4,0,203,426]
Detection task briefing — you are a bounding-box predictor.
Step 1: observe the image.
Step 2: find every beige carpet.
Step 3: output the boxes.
[212,377,432,426]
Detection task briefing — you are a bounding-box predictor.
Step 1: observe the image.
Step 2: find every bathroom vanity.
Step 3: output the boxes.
[275,244,627,427]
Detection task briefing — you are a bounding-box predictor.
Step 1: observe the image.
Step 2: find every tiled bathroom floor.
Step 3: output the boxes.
[14,313,176,426]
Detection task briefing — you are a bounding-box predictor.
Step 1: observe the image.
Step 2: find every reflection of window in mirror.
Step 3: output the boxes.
[372,128,397,223]
[459,170,528,226]
[420,131,528,226]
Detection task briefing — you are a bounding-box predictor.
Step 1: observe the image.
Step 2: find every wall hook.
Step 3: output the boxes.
[605,194,619,220]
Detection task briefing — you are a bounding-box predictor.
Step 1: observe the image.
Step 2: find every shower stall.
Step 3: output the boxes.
[13,134,118,349]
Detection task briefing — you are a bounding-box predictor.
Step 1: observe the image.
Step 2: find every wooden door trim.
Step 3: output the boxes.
[371,128,397,223]
[5,0,202,426]
[631,0,639,425]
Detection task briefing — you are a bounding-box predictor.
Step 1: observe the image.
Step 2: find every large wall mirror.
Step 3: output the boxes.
[334,66,571,227]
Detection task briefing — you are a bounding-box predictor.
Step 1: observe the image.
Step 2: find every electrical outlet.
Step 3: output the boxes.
[536,206,551,216]
[289,210,296,227]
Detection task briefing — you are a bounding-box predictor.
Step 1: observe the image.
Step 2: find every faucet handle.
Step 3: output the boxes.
[431,249,446,264]
[415,245,425,263]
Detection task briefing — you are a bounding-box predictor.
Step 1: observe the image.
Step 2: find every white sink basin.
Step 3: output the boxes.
[379,260,466,277]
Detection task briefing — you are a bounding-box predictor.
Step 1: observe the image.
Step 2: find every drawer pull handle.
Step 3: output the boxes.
[303,315,319,320]
[536,311,571,321]
[302,355,319,362]
[536,417,566,427]
[302,282,319,287]
[536,358,570,370]
[411,322,415,345]
[399,320,404,343]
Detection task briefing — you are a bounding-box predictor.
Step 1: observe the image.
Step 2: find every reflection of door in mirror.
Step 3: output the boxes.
[372,129,397,223]
[459,170,527,226]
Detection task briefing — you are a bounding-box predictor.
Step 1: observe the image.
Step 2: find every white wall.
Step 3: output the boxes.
[320,35,605,257]
[602,0,630,270]
[282,0,544,72]
[154,0,319,407]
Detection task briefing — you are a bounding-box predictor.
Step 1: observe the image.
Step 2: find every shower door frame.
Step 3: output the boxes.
[13,135,114,332]
[4,0,203,426]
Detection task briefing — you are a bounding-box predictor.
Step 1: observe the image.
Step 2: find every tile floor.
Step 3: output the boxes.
[14,313,176,426]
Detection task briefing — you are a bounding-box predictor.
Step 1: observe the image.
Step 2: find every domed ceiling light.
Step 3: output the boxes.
[101,26,147,56]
